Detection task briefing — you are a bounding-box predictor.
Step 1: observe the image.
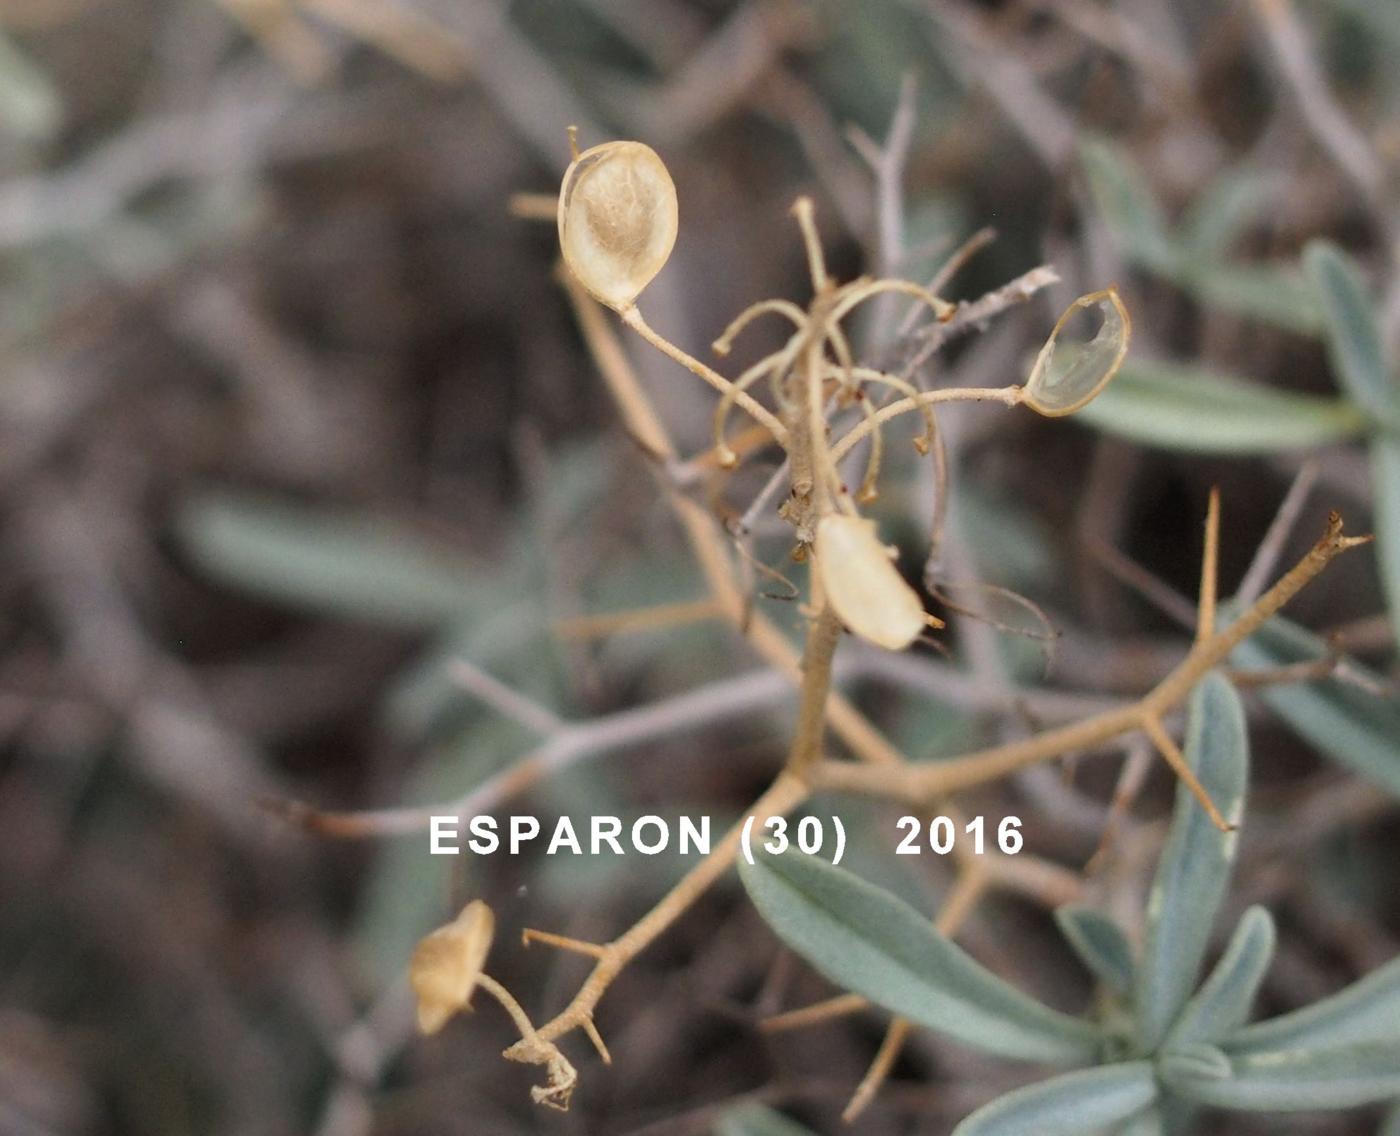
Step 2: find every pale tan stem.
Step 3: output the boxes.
[520,928,607,958]
[812,514,1370,805]
[553,599,720,641]
[618,306,789,445]
[762,992,869,1033]
[829,386,1024,464]
[1141,714,1233,832]
[532,773,810,1044]
[1197,487,1221,645]
[785,605,844,778]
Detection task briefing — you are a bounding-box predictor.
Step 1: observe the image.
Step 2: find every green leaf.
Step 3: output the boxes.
[1306,241,1398,421]
[1229,954,1400,1055]
[179,495,480,628]
[1135,673,1249,1050]
[1373,436,1400,649]
[1157,1042,1232,1083]
[1080,139,1173,269]
[739,850,1102,1064]
[951,1062,1157,1136]
[713,1103,819,1136]
[1182,263,1323,335]
[1230,616,1400,797]
[0,30,61,140]
[1165,906,1275,1046]
[1179,172,1272,257]
[1054,906,1135,994]
[1074,358,1366,453]
[1114,1108,1165,1136]
[1170,1042,1400,1111]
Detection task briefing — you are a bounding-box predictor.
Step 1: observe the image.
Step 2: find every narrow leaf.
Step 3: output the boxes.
[1171,1042,1400,1111]
[714,1103,819,1136]
[1231,616,1400,797]
[1136,673,1249,1050]
[1080,140,1172,269]
[1229,954,1400,1055]
[1179,172,1273,257]
[951,1062,1157,1136]
[1074,359,1365,453]
[1373,436,1400,650]
[179,495,480,628]
[740,850,1101,1063]
[1114,1107,1165,1136]
[1157,1042,1232,1084]
[1184,263,1323,335]
[1165,906,1275,1046]
[1055,906,1135,994]
[1306,241,1397,421]
[0,30,61,140]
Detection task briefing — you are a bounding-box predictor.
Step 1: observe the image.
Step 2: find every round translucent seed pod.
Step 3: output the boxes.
[815,514,927,651]
[410,899,495,1034]
[1024,287,1131,416]
[558,140,678,310]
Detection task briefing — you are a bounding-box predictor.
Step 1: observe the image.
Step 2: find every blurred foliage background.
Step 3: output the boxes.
[0,0,1397,1133]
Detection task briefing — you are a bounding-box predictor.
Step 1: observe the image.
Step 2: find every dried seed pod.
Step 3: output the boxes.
[558,140,678,310]
[815,514,927,651]
[409,899,495,1034]
[1024,287,1131,416]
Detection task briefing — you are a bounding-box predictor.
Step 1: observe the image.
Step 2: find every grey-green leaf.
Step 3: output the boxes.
[0,30,61,140]
[1165,906,1275,1046]
[1135,673,1249,1050]
[951,1062,1157,1136]
[740,850,1101,1064]
[1055,906,1135,994]
[1230,616,1400,797]
[1080,139,1173,269]
[1183,263,1323,335]
[1074,359,1365,453]
[1373,436,1400,650]
[1157,1042,1232,1084]
[1229,954,1400,1056]
[1113,1107,1165,1136]
[1171,1042,1400,1111]
[1306,240,1397,421]
[179,495,480,628]
[713,1103,819,1136]
[1179,172,1272,257]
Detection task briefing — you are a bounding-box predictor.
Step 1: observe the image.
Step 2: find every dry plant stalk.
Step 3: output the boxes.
[388,136,1371,1113]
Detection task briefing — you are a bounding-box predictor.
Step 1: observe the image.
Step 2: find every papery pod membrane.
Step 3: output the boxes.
[558,140,677,310]
[409,899,495,1034]
[815,514,926,650]
[1024,288,1131,416]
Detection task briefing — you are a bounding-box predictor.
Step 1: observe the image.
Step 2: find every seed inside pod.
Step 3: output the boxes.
[815,514,927,651]
[1024,287,1131,416]
[409,899,495,1034]
[558,140,678,310]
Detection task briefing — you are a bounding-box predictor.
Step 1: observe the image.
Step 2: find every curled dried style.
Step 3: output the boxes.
[386,135,1370,1113]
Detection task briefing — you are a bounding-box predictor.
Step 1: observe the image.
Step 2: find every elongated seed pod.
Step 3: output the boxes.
[410,899,495,1034]
[558,140,678,310]
[815,514,927,650]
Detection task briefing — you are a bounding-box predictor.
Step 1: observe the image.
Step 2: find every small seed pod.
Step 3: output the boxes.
[409,899,495,1034]
[1024,287,1131,416]
[558,140,678,310]
[815,514,927,651]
